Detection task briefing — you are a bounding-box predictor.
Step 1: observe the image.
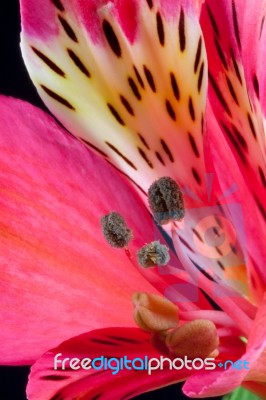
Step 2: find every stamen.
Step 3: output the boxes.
[148,177,185,225]
[165,319,219,358]
[101,212,132,248]
[133,292,179,332]
[137,241,170,267]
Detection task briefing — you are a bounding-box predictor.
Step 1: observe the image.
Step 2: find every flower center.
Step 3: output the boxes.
[100,176,221,360]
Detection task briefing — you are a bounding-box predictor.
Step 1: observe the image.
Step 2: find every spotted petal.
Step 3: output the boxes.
[200,0,266,211]
[20,0,208,197]
[20,0,259,305]
[204,104,266,303]
[0,96,161,365]
[26,327,190,400]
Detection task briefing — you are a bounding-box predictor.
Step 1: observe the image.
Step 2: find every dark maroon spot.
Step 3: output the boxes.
[247,113,257,140]
[232,0,241,49]
[253,74,260,99]
[143,65,156,92]
[217,261,225,271]
[170,72,180,101]
[192,167,202,185]
[209,73,232,117]
[215,215,223,228]
[190,258,216,282]
[51,0,64,12]
[230,243,237,254]
[58,15,78,42]
[161,139,174,162]
[91,395,102,400]
[91,338,119,346]
[214,37,228,70]
[179,236,194,253]
[107,103,125,126]
[216,247,223,256]
[198,62,204,93]
[81,139,108,158]
[231,124,248,151]
[138,133,150,150]
[128,77,142,100]
[106,142,137,170]
[156,12,165,46]
[138,148,153,168]
[40,85,75,110]
[192,228,203,242]
[133,66,144,88]
[31,47,65,77]
[102,19,122,58]
[41,375,69,381]
[106,335,141,344]
[106,160,146,195]
[179,8,186,52]
[67,48,90,77]
[226,76,239,105]
[230,49,242,85]
[206,5,220,37]
[194,37,202,73]
[50,394,64,400]
[146,0,153,9]
[259,166,266,188]
[155,151,165,166]
[201,113,204,135]
[120,95,135,116]
[254,195,266,222]
[165,99,176,121]
[188,132,200,158]
[221,122,247,164]
[260,15,265,39]
[188,97,195,121]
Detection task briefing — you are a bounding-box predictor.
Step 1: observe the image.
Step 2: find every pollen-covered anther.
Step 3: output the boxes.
[148,177,185,225]
[137,241,170,267]
[165,319,219,359]
[101,212,133,248]
[133,292,179,332]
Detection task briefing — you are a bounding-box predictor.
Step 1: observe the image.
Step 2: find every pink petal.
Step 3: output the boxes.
[20,0,208,197]
[200,0,266,215]
[27,327,189,400]
[0,96,160,365]
[183,294,266,397]
[204,103,266,301]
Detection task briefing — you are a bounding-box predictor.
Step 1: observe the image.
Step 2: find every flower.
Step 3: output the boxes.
[0,0,266,399]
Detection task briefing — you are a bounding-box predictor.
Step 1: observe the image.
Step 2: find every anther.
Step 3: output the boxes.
[148,177,185,225]
[137,241,170,267]
[133,292,179,332]
[101,212,133,248]
[165,319,219,358]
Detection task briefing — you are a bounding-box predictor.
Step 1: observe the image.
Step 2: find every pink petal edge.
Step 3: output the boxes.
[0,96,159,364]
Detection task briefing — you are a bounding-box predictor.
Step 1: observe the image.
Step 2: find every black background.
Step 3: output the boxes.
[0,1,222,399]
